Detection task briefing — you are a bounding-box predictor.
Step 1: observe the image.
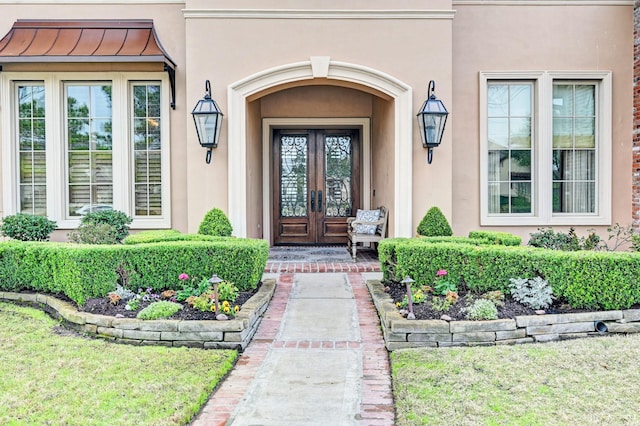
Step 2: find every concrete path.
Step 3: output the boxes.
[192,271,394,425]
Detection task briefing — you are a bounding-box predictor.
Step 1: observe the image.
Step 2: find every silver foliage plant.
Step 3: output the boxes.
[508,277,554,310]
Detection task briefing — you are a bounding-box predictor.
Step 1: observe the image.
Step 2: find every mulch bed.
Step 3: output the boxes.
[384,282,589,321]
[77,283,261,320]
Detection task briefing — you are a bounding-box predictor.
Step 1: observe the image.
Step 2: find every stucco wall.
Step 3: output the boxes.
[372,97,396,236]
[183,1,455,236]
[451,3,633,241]
[1,1,632,245]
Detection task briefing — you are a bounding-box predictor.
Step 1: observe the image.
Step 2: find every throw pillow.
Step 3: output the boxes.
[354,209,380,234]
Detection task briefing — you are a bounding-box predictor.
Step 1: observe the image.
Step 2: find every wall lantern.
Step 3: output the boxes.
[191,80,224,164]
[416,80,449,164]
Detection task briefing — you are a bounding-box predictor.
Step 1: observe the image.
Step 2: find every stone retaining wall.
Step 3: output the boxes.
[0,278,276,351]
[367,279,640,351]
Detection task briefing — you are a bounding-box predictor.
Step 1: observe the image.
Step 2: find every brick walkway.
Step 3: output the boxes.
[192,267,394,425]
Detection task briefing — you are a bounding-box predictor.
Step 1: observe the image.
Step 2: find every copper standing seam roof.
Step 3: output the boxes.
[0,19,176,67]
[0,19,178,108]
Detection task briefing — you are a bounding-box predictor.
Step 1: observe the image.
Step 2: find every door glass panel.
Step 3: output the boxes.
[324,135,353,217]
[280,136,308,217]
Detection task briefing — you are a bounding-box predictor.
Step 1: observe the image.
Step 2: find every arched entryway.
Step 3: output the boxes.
[227,57,413,241]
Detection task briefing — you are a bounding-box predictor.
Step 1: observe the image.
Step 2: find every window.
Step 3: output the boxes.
[480,71,611,226]
[1,72,171,228]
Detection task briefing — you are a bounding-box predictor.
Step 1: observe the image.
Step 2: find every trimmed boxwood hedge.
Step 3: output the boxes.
[379,237,640,310]
[0,236,268,306]
[467,230,522,246]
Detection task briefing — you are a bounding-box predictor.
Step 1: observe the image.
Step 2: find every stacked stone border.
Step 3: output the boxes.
[0,278,276,351]
[367,279,640,351]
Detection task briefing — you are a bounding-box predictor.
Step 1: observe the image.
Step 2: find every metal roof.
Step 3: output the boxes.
[0,19,176,68]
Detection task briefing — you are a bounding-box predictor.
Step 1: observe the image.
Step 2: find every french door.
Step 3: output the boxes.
[273,129,360,245]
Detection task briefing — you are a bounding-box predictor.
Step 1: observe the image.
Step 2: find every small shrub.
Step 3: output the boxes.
[68,223,119,244]
[198,208,233,237]
[509,277,554,310]
[0,213,57,241]
[528,227,599,251]
[417,207,453,237]
[81,210,132,244]
[218,281,239,302]
[430,296,455,312]
[136,301,183,320]
[110,285,135,301]
[481,290,505,307]
[463,299,498,320]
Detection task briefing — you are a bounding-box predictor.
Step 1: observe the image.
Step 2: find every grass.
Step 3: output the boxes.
[392,335,640,425]
[0,301,237,425]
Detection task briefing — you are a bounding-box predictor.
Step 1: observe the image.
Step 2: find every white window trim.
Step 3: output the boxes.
[1,71,171,229]
[479,70,611,226]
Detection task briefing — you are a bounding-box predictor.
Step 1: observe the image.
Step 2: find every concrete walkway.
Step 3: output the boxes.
[192,271,394,425]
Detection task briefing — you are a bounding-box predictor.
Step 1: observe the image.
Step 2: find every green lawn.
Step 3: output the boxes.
[0,301,236,425]
[392,335,640,425]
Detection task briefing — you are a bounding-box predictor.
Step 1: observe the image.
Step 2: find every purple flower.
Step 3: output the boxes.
[436,270,448,277]
[179,273,189,281]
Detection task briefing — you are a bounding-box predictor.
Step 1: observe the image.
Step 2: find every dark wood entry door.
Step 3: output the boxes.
[273,129,360,245]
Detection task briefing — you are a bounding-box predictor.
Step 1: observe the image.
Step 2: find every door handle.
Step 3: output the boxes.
[318,190,323,212]
[310,190,315,212]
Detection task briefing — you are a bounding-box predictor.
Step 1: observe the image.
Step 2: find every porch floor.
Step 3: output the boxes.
[265,246,380,273]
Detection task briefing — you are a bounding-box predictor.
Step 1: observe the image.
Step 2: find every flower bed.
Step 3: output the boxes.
[0,278,276,351]
[367,278,640,351]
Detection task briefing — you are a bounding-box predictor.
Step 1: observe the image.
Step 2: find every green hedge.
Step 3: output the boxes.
[0,237,268,306]
[467,230,522,246]
[124,230,237,245]
[379,238,640,310]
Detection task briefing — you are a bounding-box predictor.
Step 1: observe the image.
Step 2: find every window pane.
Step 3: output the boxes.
[488,84,509,116]
[575,85,595,116]
[553,118,573,148]
[132,83,162,216]
[66,83,113,217]
[552,83,597,214]
[510,150,531,180]
[553,84,573,117]
[511,182,531,213]
[17,83,46,215]
[575,118,595,148]
[324,135,353,217]
[92,152,113,183]
[509,118,531,148]
[69,152,90,183]
[488,182,500,214]
[488,118,508,149]
[509,85,531,116]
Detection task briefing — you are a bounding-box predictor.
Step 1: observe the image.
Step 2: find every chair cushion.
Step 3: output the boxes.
[354,209,380,234]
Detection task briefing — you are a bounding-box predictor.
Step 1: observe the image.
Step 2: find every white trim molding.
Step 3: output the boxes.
[183,9,456,20]
[228,58,413,238]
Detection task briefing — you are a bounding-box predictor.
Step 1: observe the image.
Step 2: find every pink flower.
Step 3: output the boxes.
[179,273,189,281]
[436,270,448,276]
